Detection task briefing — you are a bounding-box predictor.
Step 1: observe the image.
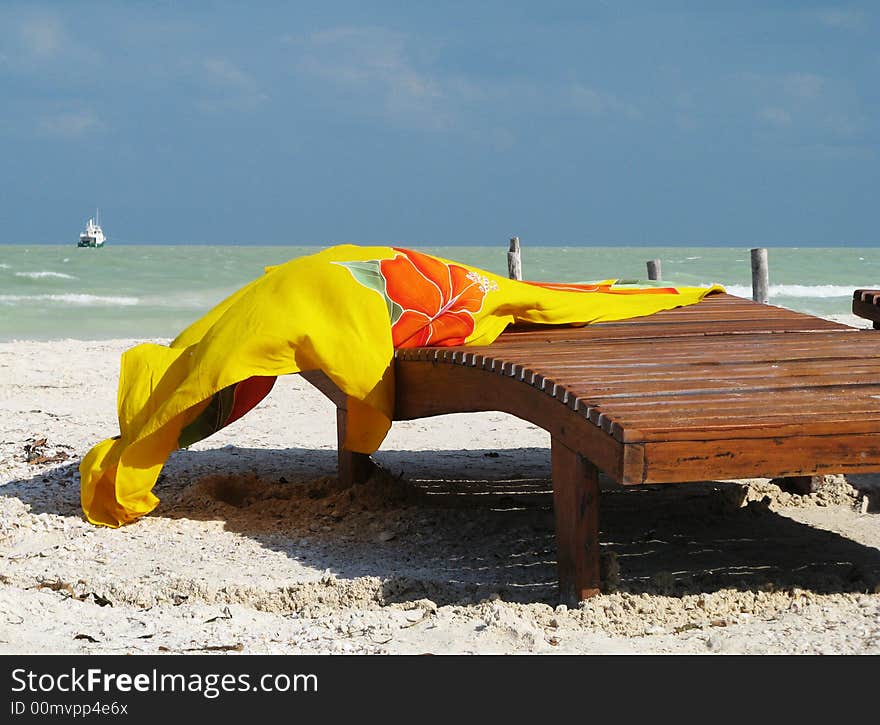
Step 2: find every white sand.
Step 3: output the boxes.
[1,338,879,655]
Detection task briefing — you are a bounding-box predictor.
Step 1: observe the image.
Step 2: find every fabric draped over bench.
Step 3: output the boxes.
[79,244,724,527]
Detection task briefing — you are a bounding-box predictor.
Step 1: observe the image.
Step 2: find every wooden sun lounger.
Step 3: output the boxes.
[853,289,880,329]
[305,293,880,604]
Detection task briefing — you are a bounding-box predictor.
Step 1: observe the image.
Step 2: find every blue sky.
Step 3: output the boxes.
[0,1,877,245]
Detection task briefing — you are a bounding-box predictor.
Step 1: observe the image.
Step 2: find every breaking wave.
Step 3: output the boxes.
[0,293,139,307]
[14,271,77,280]
[724,284,860,299]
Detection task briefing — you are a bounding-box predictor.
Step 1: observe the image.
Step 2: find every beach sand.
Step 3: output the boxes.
[2,337,879,655]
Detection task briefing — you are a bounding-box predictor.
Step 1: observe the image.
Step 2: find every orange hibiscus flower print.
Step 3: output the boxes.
[336,248,497,348]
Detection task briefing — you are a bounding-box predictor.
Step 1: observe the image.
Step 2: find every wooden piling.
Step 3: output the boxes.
[646,259,662,281]
[751,248,769,304]
[507,236,522,280]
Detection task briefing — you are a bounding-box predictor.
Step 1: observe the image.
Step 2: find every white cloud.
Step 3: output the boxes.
[741,71,864,137]
[569,83,641,120]
[18,12,65,59]
[812,8,865,30]
[796,143,875,161]
[291,26,642,134]
[782,73,825,100]
[203,58,257,91]
[40,111,101,138]
[0,9,98,72]
[817,109,864,136]
[759,107,793,127]
[303,26,433,91]
[196,57,269,110]
[293,26,450,129]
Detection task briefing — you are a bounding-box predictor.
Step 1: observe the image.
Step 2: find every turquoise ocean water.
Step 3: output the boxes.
[1,244,879,341]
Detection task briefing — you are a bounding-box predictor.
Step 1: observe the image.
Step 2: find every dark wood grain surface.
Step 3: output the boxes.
[397,293,880,484]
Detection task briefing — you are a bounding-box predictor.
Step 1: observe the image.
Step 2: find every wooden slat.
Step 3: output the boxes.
[509,357,880,385]
[586,390,880,418]
[581,388,880,439]
[488,319,848,344]
[436,329,866,365]
[536,374,880,402]
[619,418,880,444]
[854,288,880,304]
[637,432,880,483]
[607,396,880,427]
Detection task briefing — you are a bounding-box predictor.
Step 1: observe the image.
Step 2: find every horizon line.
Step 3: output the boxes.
[2,241,878,248]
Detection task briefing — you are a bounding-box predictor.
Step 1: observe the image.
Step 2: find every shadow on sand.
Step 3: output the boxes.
[4,444,879,605]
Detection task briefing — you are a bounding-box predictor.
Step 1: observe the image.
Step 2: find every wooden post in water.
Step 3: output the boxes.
[751,248,769,304]
[646,259,662,281]
[507,236,522,280]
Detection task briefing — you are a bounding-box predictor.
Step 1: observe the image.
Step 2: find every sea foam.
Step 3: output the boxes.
[0,294,138,306]
[724,284,859,299]
[15,271,77,280]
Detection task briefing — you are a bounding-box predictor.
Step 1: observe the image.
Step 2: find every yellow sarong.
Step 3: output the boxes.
[80,245,723,527]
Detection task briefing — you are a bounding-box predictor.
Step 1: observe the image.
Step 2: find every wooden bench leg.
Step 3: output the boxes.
[336,408,376,486]
[551,437,601,605]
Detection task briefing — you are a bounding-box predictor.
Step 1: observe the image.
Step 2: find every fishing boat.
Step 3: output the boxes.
[78,211,106,248]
